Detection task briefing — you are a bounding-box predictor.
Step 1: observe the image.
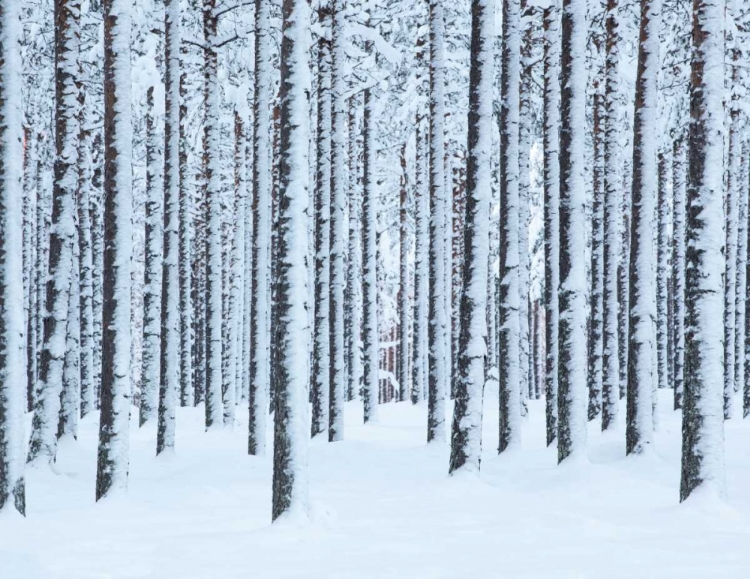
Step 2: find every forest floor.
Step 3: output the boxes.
[2,385,749,578]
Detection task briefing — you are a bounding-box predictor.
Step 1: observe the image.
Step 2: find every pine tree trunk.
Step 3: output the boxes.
[681,0,726,501]
[272,0,311,522]
[0,0,28,515]
[60,220,81,440]
[498,0,522,453]
[398,144,409,403]
[449,0,493,475]
[735,151,747,409]
[542,2,560,446]
[656,151,669,395]
[96,0,132,500]
[412,114,428,405]
[672,136,687,410]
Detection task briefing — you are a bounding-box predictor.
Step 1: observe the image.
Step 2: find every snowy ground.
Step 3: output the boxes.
[2,387,749,578]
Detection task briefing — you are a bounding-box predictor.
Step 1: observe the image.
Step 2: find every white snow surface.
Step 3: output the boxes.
[3,389,750,577]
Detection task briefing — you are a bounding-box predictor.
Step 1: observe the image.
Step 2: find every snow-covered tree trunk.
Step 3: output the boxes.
[272,0,311,522]
[91,132,104,409]
[60,220,81,440]
[681,0,726,501]
[398,144,409,403]
[28,0,80,466]
[601,0,620,431]
[557,0,588,463]
[157,0,181,454]
[23,127,36,414]
[672,136,686,410]
[362,85,379,424]
[656,151,669,393]
[0,0,28,515]
[735,152,747,409]
[140,85,162,428]
[311,7,332,438]
[427,0,447,443]
[242,110,254,406]
[625,0,660,456]
[449,0,493,475]
[412,115,428,405]
[249,0,272,455]
[203,1,223,431]
[328,0,347,440]
[498,0,522,453]
[96,0,132,501]
[542,1,560,446]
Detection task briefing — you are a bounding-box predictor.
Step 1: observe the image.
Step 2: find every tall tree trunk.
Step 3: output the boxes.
[449,0,493,474]
[272,0,311,522]
[681,0,726,501]
[412,116,429,405]
[735,150,747,410]
[398,144,409,403]
[542,2,560,446]
[656,151,669,395]
[557,0,588,463]
[96,0,132,501]
[498,0,521,453]
[0,0,28,515]
[672,136,687,410]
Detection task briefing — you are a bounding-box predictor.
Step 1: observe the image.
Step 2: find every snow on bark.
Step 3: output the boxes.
[672,136,687,410]
[542,1,560,446]
[427,0,448,443]
[328,0,347,441]
[680,0,726,502]
[498,0,522,454]
[312,7,332,438]
[96,0,132,501]
[178,43,192,409]
[557,0,588,463]
[449,0,494,475]
[272,0,311,522]
[656,151,669,395]
[249,0,272,456]
[28,0,81,466]
[60,216,81,440]
[362,86,379,424]
[398,144,409,403]
[0,0,28,515]
[736,151,747,412]
[412,116,429,405]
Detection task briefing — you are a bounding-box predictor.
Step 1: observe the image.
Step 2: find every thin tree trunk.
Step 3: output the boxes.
[672,136,687,410]
[398,143,409,403]
[656,151,669,394]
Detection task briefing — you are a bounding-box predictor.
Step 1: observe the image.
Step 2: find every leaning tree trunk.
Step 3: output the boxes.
[542,1,560,446]
[681,0,726,502]
[0,0,28,515]
[96,0,133,501]
[557,0,588,463]
[28,0,81,466]
[449,0,493,475]
[626,0,660,457]
[498,0,522,454]
[272,0,311,522]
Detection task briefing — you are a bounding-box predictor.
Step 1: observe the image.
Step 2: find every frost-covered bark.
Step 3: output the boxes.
[427,0,448,443]
[412,116,429,405]
[140,85,162,428]
[498,0,521,454]
[96,0,132,501]
[328,0,347,441]
[362,86,379,424]
[656,152,669,394]
[557,0,588,463]
[203,1,223,431]
[60,212,81,440]
[28,0,80,466]
[91,132,104,409]
[449,0,493,475]
[157,0,180,454]
[398,144,409,404]
[0,0,28,515]
[601,0,620,431]
[626,0,660,456]
[249,0,272,455]
[542,1,560,446]
[178,40,192,409]
[672,137,686,410]
[736,153,747,412]
[272,0,311,522]
[681,0,726,501]
[311,8,331,438]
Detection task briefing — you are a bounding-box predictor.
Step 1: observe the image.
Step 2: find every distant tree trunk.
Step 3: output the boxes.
[0,0,28,515]
[412,115,429,405]
[249,0,272,455]
[272,0,311,522]
[656,151,669,395]
[681,0,726,501]
[498,0,522,453]
[311,9,331,438]
[449,0,493,475]
[362,85,379,424]
[398,143,410,403]
[672,136,686,410]
[91,132,104,408]
[542,1,560,446]
[427,0,448,442]
[735,151,748,411]
[557,0,588,463]
[626,0,660,456]
[96,0,133,501]
[28,0,81,466]
[601,0,621,431]
[23,126,37,414]
[140,85,163,428]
